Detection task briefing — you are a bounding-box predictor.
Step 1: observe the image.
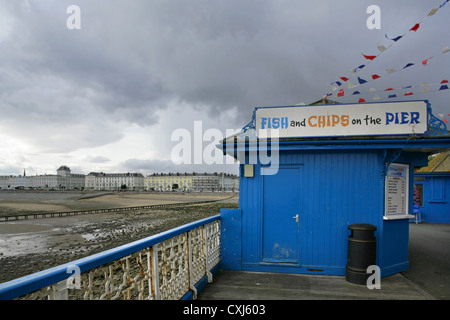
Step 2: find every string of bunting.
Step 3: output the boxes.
[329,79,449,103]
[328,46,450,92]
[437,113,450,123]
[325,0,450,97]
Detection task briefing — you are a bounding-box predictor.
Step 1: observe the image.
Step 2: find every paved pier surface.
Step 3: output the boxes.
[198,270,434,300]
[199,223,450,300]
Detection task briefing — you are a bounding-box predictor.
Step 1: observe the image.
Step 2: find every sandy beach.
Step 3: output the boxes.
[0,191,234,217]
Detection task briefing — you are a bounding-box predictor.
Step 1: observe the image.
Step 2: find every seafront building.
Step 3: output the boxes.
[0,166,85,190]
[145,172,238,192]
[85,172,145,191]
[0,166,239,192]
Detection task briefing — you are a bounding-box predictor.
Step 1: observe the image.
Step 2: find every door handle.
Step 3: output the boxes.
[292,214,299,223]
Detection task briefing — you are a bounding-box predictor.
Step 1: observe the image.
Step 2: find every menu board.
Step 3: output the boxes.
[385,163,409,218]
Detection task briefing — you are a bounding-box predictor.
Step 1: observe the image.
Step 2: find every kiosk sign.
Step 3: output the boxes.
[384,163,410,219]
[255,101,428,138]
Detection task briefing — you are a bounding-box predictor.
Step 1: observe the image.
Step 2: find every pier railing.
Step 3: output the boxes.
[0,215,220,300]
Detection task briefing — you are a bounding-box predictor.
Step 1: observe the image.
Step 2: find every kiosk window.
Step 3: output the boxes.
[413,184,423,206]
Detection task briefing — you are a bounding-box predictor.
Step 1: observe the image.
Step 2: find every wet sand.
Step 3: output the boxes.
[0,191,238,284]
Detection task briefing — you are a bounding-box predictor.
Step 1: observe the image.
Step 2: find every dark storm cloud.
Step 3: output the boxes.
[0,0,448,169]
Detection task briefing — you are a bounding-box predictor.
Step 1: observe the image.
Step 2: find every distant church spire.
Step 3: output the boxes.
[23,169,26,177]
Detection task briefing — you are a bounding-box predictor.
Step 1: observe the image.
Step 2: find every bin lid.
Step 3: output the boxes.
[348,223,377,231]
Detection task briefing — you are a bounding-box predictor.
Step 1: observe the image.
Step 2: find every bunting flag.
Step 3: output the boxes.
[351,65,365,73]
[357,77,367,84]
[326,0,449,93]
[437,111,450,124]
[377,45,387,53]
[385,34,403,42]
[409,23,420,32]
[362,54,377,61]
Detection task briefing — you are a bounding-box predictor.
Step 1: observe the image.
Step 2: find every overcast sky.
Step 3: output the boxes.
[1,0,449,176]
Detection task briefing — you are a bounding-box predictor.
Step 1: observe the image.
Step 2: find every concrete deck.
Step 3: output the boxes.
[197,270,434,300]
[198,223,450,300]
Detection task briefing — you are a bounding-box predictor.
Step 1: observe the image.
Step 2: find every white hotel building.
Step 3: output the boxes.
[85,172,145,191]
[0,166,85,190]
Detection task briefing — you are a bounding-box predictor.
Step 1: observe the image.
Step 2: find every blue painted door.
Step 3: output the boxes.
[262,166,301,263]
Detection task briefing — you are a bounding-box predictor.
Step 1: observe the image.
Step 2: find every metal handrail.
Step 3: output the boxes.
[0,215,220,300]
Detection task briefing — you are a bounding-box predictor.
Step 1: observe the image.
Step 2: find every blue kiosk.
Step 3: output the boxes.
[414,151,450,223]
[219,100,450,278]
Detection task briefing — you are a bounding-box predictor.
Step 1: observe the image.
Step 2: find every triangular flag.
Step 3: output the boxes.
[385,88,394,91]
[340,77,349,82]
[332,81,342,87]
[359,98,366,103]
[362,54,377,61]
[441,80,449,83]
[427,7,439,16]
[422,58,431,66]
[357,77,367,84]
[402,86,412,89]
[352,91,360,95]
[337,89,345,97]
[352,65,365,73]
[422,88,431,93]
[403,63,414,69]
[373,95,381,100]
[385,34,403,42]
[421,82,430,86]
[371,74,381,80]
[440,0,449,8]
[443,119,449,124]
[330,84,337,91]
[388,94,397,98]
[442,46,450,54]
[369,88,376,93]
[347,82,356,89]
[409,23,420,32]
[386,68,397,74]
[377,45,387,52]
[404,92,413,96]
[439,85,449,90]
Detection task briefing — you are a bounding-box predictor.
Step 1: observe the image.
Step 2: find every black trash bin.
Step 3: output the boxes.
[346,223,377,285]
